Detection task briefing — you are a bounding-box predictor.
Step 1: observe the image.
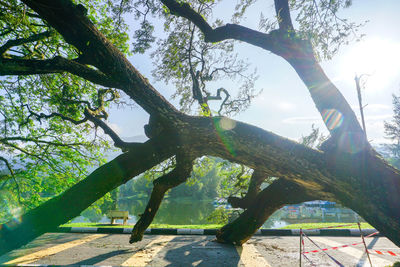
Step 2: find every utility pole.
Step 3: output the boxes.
[354,75,367,138]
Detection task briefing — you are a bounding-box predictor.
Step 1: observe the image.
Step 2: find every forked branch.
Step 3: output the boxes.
[130,155,194,243]
[228,169,267,209]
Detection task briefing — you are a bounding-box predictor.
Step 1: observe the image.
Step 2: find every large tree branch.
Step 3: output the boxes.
[84,109,140,151]
[228,169,266,209]
[1,113,400,251]
[161,0,280,53]
[130,155,194,243]
[0,56,118,88]
[0,31,53,56]
[162,0,366,147]
[0,134,178,255]
[217,178,319,245]
[21,0,178,118]
[274,0,294,31]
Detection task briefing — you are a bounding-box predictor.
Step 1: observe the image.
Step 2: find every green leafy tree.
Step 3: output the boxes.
[1,0,400,255]
[384,93,400,168]
[0,0,130,222]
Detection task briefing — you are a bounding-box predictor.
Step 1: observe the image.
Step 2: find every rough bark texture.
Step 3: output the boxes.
[0,136,177,255]
[217,178,318,245]
[129,157,194,243]
[228,169,266,209]
[1,0,400,256]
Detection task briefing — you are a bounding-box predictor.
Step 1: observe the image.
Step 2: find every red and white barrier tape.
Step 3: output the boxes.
[305,223,358,230]
[302,231,380,254]
[302,233,345,267]
[302,242,364,254]
[365,231,379,238]
[368,250,400,257]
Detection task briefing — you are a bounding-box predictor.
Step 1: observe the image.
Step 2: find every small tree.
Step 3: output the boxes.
[384,94,400,168]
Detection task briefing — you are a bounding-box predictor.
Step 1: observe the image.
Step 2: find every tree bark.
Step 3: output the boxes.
[217,178,318,245]
[1,0,400,255]
[228,169,266,209]
[130,157,194,242]
[0,136,176,255]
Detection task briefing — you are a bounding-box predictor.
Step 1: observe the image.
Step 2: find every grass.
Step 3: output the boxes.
[61,222,374,229]
[60,222,223,229]
[280,222,374,229]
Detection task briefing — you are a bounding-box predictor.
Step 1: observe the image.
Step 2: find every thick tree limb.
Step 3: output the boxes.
[84,109,141,151]
[130,155,194,243]
[21,0,178,117]
[274,0,294,31]
[1,0,399,253]
[161,0,279,53]
[228,169,266,209]
[162,0,366,149]
[0,56,118,88]
[217,178,318,245]
[0,135,178,255]
[175,116,400,246]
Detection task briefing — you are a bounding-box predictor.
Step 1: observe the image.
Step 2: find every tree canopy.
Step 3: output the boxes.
[1,0,400,255]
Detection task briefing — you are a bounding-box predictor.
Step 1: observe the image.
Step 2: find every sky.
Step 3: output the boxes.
[107,0,400,147]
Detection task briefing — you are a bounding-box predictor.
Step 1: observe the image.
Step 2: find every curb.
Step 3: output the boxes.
[55,227,381,237]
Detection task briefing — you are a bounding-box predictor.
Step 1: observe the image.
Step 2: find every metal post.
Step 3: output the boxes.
[354,75,367,137]
[299,228,302,267]
[358,222,373,266]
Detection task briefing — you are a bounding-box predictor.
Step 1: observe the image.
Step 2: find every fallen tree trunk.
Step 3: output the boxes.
[216,146,400,246]
[2,0,400,256]
[1,113,400,254]
[0,136,176,255]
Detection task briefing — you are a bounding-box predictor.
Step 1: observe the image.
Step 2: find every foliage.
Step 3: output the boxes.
[118,157,225,200]
[384,93,400,168]
[206,206,233,224]
[0,0,130,222]
[289,0,366,60]
[152,1,260,115]
[299,124,328,149]
[0,0,365,222]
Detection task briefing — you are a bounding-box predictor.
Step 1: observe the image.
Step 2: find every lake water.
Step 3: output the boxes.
[73,199,362,228]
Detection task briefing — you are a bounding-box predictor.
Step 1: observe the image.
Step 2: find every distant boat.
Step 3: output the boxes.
[212,198,232,209]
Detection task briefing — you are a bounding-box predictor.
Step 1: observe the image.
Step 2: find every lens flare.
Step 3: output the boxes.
[213,117,237,157]
[322,109,343,130]
[337,132,367,154]
[0,190,23,229]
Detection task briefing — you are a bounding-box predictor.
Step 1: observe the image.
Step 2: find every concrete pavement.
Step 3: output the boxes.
[0,233,399,266]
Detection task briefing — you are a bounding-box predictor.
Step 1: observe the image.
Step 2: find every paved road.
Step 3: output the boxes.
[0,233,399,266]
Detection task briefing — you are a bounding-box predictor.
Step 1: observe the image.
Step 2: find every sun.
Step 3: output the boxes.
[338,38,400,92]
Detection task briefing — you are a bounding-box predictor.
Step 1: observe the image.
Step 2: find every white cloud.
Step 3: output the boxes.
[364,114,392,121]
[351,104,391,112]
[277,102,296,111]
